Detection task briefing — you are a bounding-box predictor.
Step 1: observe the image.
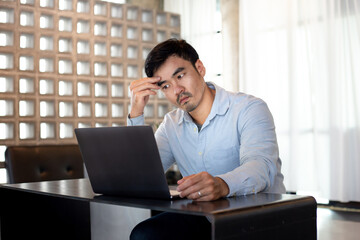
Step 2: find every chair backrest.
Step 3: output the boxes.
[5,145,84,184]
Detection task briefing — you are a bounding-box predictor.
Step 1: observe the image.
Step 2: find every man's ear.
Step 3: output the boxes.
[195,59,206,77]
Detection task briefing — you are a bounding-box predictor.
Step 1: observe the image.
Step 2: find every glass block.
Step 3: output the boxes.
[142,67,146,78]
[0,30,13,46]
[95,82,107,97]
[171,32,180,39]
[19,55,34,71]
[40,101,55,117]
[77,20,90,34]
[77,102,91,117]
[142,48,151,60]
[0,100,14,116]
[59,123,73,138]
[0,53,13,69]
[142,10,152,23]
[95,123,107,128]
[112,103,123,118]
[59,101,73,117]
[127,7,138,21]
[59,38,72,52]
[40,0,54,8]
[59,17,72,32]
[19,100,34,116]
[20,33,34,48]
[39,58,54,72]
[58,59,72,74]
[111,5,122,18]
[156,13,166,25]
[111,83,123,97]
[20,11,34,26]
[111,24,122,38]
[77,0,90,13]
[110,44,122,58]
[171,15,180,27]
[40,122,55,139]
[94,2,106,16]
[59,0,72,11]
[94,62,107,76]
[111,63,123,77]
[77,82,90,96]
[0,8,14,24]
[40,36,53,51]
[144,104,154,118]
[19,122,35,139]
[157,89,166,99]
[39,79,54,95]
[77,40,89,54]
[0,76,14,93]
[20,0,35,4]
[0,123,14,140]
[59,80,73,96]
[95,103,108,117]
[112,123,122,127]
[78,122,91,128]
[157,31,167,43]
[127,46,138,59]
[77,61,90,75]
[40,14,53,29]
[127,65,138,78]
[94,22,107,36]
[94,42,107,56]
[127,27,137,40]
[158,104,168,117]
[142,29,153,42]
[19,77,34,93]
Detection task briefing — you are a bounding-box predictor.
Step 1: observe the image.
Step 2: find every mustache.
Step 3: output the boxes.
[177,92,193,105]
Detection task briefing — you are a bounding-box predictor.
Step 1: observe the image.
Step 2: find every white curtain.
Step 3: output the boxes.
[164,0,223,85]
[239,0,360,202]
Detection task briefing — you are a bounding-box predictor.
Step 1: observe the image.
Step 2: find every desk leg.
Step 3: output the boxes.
[0,188,91,240]
[211,198,317,240]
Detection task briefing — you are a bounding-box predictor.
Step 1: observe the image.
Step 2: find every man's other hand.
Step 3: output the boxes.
[176,172,230,201]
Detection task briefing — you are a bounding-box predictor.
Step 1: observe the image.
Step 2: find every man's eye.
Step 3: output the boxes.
[162,84,170,90]
[177,73,184,79]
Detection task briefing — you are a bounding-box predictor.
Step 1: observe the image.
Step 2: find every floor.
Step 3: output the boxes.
[317,206,360,240]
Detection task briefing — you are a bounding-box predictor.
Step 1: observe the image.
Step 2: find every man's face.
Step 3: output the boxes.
[154,56,206,113]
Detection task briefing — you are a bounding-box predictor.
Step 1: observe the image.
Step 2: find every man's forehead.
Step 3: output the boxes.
[154,56,189,77]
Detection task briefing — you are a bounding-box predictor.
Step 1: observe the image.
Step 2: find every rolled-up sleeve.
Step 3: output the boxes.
[127,114,145,126]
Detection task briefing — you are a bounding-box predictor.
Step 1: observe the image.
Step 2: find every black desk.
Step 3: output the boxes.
[0,179,317,240]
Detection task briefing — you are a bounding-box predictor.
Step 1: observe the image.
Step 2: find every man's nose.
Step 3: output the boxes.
[173,83,184,95]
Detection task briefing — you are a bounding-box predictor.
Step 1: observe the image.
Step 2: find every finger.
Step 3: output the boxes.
[131,83,161,95]
[177,173,204,191]
[130,77,161,90]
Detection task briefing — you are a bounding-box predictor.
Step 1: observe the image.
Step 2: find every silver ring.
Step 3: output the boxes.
[198,191,202,197]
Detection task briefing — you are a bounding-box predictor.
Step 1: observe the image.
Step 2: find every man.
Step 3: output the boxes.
[128,39,285,239]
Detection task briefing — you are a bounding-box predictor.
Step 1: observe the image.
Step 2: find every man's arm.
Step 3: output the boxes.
[177,99,281,201]
[217,99,280,196]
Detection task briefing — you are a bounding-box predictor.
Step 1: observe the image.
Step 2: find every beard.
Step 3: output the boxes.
[176,92,198,112]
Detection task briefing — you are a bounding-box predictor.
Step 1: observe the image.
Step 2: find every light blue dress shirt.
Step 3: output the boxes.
[128,82,286,196]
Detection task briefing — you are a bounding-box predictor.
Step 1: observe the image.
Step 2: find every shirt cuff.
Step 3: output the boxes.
[127,114,145,126]
[216,172,260,197]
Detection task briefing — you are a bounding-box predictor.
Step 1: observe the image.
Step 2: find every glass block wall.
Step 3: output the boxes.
[0,0,181,146]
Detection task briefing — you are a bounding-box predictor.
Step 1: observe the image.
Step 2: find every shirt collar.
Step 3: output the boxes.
[177,82,230,125]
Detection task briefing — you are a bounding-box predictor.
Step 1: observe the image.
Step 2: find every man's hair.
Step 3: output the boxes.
[145,38,199,77]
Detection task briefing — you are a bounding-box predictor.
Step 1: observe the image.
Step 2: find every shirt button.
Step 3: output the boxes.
[198,152,202,155]
[194,127,197,132]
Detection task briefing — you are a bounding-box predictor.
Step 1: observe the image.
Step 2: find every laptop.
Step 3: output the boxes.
[75,126,180,200]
